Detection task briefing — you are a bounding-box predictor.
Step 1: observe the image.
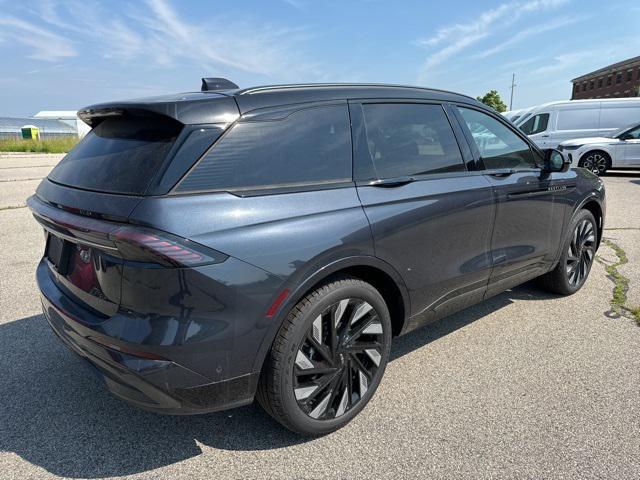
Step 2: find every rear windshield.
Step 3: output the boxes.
[48,115,182,195]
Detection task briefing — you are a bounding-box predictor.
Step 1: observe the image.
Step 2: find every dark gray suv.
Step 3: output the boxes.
[29,79,605,435]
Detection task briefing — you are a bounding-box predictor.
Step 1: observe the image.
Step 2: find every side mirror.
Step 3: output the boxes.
[544,148,571,173]
[621,133,634,141]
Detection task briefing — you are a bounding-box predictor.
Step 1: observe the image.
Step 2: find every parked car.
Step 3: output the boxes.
[515,98,640,150]
[29,80,605,435]
[559,122,640,175]
[503,107,534,124]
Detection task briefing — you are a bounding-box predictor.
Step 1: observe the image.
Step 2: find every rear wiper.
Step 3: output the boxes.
[367,176,416,188]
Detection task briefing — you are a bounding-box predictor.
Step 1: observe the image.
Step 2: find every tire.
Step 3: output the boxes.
[539,209,597,295]
[578,150,610,176]
[256,276,392,435]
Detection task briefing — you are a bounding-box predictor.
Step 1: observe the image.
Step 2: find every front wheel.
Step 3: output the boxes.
[256,277,392,435]
[539,209,597,295]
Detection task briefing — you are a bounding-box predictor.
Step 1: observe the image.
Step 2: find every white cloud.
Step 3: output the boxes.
[417,0,570,76]
[0,15,76,61]
[282,0,308,10]
[31,0,321,78]
[477,16,583,59]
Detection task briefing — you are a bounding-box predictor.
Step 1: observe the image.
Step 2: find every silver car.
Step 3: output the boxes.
[558,123,640,175]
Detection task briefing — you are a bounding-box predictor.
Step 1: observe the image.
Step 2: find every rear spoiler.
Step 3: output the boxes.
[77,94,240,127]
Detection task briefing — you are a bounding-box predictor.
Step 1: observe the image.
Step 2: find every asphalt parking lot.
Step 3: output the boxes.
[1,153,639,479]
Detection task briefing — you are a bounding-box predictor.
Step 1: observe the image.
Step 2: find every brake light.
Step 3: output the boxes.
[111,227,226,267]
[28,196,227,268]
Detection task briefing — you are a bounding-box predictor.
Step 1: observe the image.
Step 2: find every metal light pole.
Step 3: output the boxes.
[509,74,516,110]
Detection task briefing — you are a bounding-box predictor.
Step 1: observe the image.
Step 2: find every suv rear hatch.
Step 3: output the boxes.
[30,98,237,318]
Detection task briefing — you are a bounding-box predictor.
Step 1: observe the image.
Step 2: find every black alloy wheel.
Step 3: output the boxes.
[566,218,596,286]
[293,298,383,420]
[256,277,392,435]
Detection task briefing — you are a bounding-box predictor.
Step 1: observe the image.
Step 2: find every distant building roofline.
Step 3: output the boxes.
[33,110,79,119]
[571,55,640,83]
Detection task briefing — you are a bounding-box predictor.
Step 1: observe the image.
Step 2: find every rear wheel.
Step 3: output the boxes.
[539,209,597,295]
[257,277,392,435]
[579,150,610,176]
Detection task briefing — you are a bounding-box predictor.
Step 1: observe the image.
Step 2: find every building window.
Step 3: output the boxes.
[598,78,603,88]
[590,80,594,90]
[616,72,622,84]
[583,82,587,91]
[607,76,612,86]
[627,70,633,82]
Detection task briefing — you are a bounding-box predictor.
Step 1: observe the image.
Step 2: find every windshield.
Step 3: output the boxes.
[613,123,640,139]
[515,111,534,127]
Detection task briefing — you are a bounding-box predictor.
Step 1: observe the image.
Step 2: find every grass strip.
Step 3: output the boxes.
[597,238,640,325]
[0,137,77,153]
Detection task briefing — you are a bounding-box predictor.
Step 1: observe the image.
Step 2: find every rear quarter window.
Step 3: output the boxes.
[176,105,351,193]
[48,115,182,195]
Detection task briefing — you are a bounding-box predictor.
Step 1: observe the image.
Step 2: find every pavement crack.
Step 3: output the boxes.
[604,227,640,231]
[0,165,52,170]
[596,238,640,325]
[0,178,43,183]
[0,205,26,211]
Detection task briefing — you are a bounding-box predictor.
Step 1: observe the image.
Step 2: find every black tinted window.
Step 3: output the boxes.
[48,116,182,195]
[520,113,549,135]
[458,107,537,170]
[177,105,351,192]
[357,103,464,180]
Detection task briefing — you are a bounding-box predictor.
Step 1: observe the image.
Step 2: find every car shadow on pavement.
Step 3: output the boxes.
[0,283,558,478]
[390,282,558,360]
[605,171,640,178]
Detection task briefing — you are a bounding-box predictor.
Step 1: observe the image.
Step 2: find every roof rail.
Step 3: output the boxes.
[201,78,239,92]
[236,83,476,100]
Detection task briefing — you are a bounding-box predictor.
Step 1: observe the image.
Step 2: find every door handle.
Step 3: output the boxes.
[487,169,516,178]
[541,135,550,138]
[368,176,416,188]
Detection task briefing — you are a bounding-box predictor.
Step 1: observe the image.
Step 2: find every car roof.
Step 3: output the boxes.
[78,83,483,126]
[230,83,479,112]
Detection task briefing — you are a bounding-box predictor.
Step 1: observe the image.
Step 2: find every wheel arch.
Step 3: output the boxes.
[251,255,411,375]
[577,197,604,248]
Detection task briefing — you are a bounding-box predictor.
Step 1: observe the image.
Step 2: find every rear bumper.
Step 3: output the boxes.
[37,260,258,414]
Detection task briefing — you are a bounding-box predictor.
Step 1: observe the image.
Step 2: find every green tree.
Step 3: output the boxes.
[476,90,508,112]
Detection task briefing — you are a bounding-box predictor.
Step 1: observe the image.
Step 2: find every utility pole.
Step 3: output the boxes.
[509,73,516,110]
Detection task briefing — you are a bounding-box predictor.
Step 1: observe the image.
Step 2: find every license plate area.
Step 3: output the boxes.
[46,233,71,275]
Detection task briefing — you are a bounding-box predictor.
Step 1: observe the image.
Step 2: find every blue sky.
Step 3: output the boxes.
[0,0,639,116]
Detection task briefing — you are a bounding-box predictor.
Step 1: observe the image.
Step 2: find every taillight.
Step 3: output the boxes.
[111,227,227,267]
[28,196,227,268]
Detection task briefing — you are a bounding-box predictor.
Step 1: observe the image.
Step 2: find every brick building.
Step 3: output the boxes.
[571,56,640,100]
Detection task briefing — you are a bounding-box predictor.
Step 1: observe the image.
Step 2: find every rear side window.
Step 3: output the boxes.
[520,113,549,135]
[48,116,182,195]
[357,103,464,180]
[176,105,351,192]
[457,107,537,170]
[556,109,599,130]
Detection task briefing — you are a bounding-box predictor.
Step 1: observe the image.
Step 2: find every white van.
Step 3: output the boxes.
[514,98,640,149]
[502,107,534,124]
